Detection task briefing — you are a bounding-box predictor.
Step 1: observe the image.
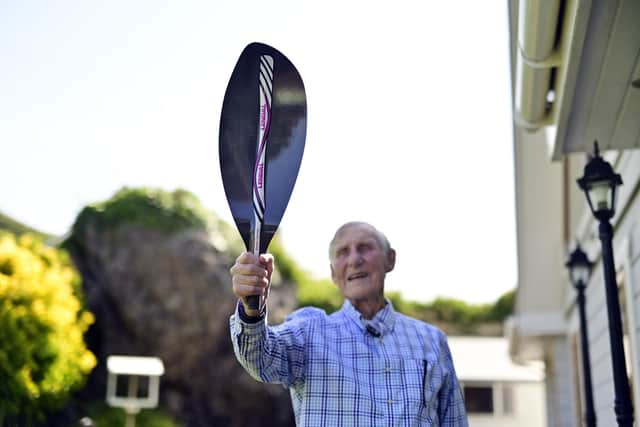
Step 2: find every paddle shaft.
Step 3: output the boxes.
[245,54,274,311]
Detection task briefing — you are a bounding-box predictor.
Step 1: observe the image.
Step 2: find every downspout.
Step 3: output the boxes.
[514,0,564,129]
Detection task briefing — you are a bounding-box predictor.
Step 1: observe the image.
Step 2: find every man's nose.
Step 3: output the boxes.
[347,250,363,266]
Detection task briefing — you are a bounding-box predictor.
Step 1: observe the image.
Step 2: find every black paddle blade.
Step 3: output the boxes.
[219,42,307,254]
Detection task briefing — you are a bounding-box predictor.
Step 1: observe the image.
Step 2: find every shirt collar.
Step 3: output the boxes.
[340,298,397,336]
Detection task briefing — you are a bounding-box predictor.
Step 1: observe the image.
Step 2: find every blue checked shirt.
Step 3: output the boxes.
[230,299,468,426]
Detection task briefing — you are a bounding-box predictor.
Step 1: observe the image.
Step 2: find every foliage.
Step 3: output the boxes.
[387,289,515,329]
[267,232,515,323]
[84,401,180,427]
[297,277,343,314]
[207,213,245,257]
[487,289,515,321]
[0,233,96,423]
[268,237,343,313]
[385,291,417,315]
[268,236,309,283]
[0,211,55,242]
[64,187,213,254]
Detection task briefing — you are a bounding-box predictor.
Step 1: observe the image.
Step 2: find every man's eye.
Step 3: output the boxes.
[358,244,372,253]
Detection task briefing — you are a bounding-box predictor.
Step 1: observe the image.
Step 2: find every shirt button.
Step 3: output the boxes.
[387,399,394,404]
[384,367,391,373]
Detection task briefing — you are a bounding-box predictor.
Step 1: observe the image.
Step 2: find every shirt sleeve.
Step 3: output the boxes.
[229,300,310,387]
[437,331,469,426]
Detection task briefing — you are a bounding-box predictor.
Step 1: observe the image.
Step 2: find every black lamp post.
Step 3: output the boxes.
[576,141,633,426]
[566,244,596,427]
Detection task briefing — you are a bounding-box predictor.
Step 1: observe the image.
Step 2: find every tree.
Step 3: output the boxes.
[0,233,96,424]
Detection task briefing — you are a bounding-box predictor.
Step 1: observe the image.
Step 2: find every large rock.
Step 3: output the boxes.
[70,222,296,426]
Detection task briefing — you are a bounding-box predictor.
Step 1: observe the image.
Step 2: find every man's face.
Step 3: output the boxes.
[330,223,395,301]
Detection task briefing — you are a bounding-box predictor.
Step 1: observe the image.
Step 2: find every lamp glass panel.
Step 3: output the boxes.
[571,264,590,286]
[587,181,612,211]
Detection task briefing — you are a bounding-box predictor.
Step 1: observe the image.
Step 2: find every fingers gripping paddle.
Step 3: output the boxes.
[219,42,307,312]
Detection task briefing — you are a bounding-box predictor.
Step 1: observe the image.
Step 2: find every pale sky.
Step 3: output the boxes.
[0,1,516,304]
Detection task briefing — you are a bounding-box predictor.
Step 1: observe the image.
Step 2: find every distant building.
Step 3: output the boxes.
[449,337,546,427]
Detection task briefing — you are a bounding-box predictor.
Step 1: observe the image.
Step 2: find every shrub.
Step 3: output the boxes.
[83,401,180,427]
[63,187,213,256]
[297,277,343,314]
[0,233,96,424]
[267,237,343,313]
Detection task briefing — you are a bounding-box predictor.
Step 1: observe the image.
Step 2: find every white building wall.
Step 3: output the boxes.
[585,272,617,427]
[545,337,576,427]
[629,226,640,415]
[513,127,567,314]
[468,382,545,427]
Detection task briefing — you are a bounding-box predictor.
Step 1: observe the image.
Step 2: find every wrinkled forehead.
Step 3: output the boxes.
[329,223,381,254]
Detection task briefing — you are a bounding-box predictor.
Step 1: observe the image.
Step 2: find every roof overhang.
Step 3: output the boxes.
[510,0,640,160]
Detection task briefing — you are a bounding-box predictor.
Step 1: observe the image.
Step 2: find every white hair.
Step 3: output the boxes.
[328,221,391,261]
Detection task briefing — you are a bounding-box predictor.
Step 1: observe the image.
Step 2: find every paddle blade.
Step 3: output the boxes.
[219,42,307,253]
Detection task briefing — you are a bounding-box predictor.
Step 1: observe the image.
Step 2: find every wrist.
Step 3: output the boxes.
[238,299,266,323]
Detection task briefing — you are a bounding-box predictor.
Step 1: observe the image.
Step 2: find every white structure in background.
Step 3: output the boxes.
[107,355,165,427]
[449,337,545,427]
[507,0,640,426]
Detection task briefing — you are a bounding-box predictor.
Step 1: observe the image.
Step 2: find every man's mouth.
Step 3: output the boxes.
[347,272,368,281]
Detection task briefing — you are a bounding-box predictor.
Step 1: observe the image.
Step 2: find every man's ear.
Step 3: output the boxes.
[330,263,337,285]
[385,249,396,273]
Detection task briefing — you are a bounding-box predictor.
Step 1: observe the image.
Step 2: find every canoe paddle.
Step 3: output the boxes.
[219,42,307,313]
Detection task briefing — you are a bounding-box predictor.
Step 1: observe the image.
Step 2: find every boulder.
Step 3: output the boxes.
[70,221,296,426]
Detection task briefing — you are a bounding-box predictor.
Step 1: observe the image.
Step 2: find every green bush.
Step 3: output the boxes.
[386,289,515,328]
[0,233,96,424]
[487,289,515,321]
[263,236,341,313]
[297,277,343,314]
[84,401,180,427]
[64,187,213,255]
[268,236,307,284]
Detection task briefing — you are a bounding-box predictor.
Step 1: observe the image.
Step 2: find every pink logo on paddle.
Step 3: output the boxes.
[260,104,267,130]
[257,162,264,189]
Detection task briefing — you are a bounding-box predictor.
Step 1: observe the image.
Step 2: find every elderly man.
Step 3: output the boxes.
[229,221,468,426]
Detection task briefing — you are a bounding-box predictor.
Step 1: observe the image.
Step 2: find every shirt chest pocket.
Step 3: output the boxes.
[387,358,443,408]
